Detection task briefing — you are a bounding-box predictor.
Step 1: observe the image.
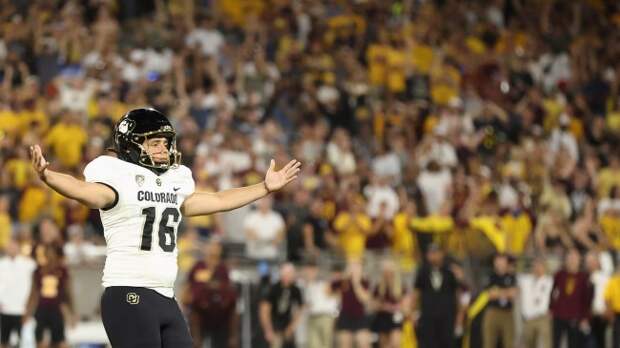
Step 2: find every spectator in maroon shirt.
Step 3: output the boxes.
[365,202,392,251]
[550,248,593,348]
[23,244,74,348]
[184,238,238,348]
[331,261,372,348]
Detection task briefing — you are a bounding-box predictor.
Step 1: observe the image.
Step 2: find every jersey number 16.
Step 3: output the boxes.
[140,207,180,252]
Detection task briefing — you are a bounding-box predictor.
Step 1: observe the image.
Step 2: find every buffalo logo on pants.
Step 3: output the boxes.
[126,292,140,305]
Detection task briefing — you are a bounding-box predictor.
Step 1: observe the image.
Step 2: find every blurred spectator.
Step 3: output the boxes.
[482,254,517,348]
[43,111,87,170]
[177,227,203,274]
[391,198,417,287]
[302,199,334,258]
[597,155,620,199]
[0,238,36,348]
[501,199,533,256]
[371,259,405,348]
[411,207,454,256]
[244,197,285,262]
[331,261,372,348]
[219,176,253,244]
[550,249,593,348]
[599,186,620,259]
[185,15,224,58]
[517,257,553,348]
[332,195,372,262]
[24,245,74,348]
[259,263,303,348]
[63,224,103,266]
[303,260,338,348]
[585,251,611,348]
[604,266,620,348]
[365,202,392,256]
[535,207,574,254]
[31,216,64,267]
[413,244,464,348]
[0,194,11,252]
[549,114,579,163]
[15,224,34,257]
[283,188,311,263]
[326,128,356,176]
[184,238,238,348]
[372,142,402,184]
[364,175,399,219]
[416,160,452,215]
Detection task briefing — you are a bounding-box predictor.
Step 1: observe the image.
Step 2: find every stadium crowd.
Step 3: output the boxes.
[2,0,620,347]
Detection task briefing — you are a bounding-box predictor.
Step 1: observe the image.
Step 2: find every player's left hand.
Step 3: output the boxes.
[264,159,301,192]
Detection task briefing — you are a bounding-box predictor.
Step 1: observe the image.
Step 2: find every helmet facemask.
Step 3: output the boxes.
[129,130,182,173]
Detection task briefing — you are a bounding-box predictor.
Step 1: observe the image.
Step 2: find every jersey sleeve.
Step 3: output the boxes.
[83,156,120,210]
[83,156,118,185]
[181,165,195,194]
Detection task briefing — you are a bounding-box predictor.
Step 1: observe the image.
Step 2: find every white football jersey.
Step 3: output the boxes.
[83,155,195,297]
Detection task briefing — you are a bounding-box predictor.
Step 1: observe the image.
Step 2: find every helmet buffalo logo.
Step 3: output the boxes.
[118,119,130,134]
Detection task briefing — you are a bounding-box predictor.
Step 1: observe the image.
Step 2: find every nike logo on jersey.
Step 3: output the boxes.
[173,187,180,192]
[137,191,178,204]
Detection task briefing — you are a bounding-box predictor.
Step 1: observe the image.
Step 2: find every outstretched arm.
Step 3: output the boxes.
[181,159,301,217]
[29,145,116,209]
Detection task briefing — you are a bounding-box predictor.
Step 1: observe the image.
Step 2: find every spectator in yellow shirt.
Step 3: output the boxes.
[501,206,533,256]
[430,59,461,106]
[367,31,391,88]
[604,271,620,347]
[333,195,372,261]
[44,112,87,169]
[0,195,12,252]
[386,39,407,94]
[4,147,32,190]
[392,199,418,286]
[411,213,454,255]
[18,180,48,224]
[409,38,434,75]
[598,155,620,199]
[599,188,620,252]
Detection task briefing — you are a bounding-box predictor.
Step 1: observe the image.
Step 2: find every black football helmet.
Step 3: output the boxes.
[113,108,181,173]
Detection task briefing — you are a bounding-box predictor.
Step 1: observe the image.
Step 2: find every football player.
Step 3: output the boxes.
[29,108,301,347]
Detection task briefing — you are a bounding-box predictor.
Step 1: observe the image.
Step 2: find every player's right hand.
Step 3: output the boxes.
[29,144,50,180]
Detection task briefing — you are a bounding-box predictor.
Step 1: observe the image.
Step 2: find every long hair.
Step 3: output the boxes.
[377,258,402,299]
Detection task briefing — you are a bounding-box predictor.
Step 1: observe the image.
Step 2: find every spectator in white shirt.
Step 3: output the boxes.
[585,251,612,348]
[549,114,579,162]
[185,15,224,57]
[303,260,339,348]
[326,128,356,176]
[0,238,36,347]
[598,186,620,217]
[244,197,286,262]
[417,160,452,215]
[63,224,104,266]
[517,257,553,348]
[372,144,402,185]
[364,175,399,219]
